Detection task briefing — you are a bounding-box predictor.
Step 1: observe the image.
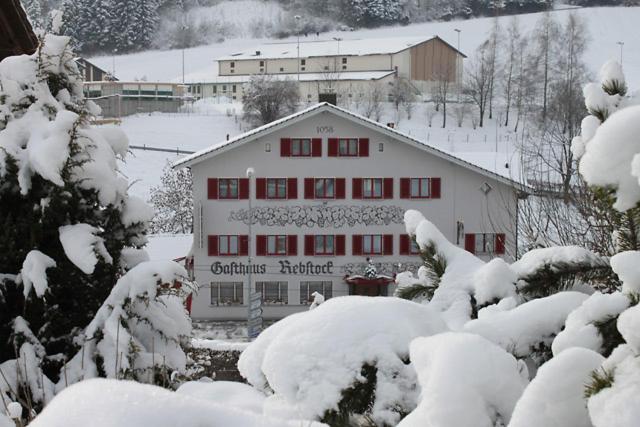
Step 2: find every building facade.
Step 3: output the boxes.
[83,81,187,117]
[186,36,464,103]
[175,103,523,321]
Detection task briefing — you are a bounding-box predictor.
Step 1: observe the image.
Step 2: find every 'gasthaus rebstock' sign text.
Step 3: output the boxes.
[210,260,335,276]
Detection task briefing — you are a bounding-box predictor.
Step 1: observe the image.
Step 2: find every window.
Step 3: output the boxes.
[256,281,288,304]
[230,61,235,68]
[267,235,287,255]
[410,239,420,254]
[379,143,384,152]
[301,59,306,65]
[363,178,383,199]
[291,138,312,156]
[338,138,359,156]
[342,57,347,64]
[301,67,306,71]
[219,235,239,255]
[342,65,347,70]
[232,85,236,93]
[400,177,441,199]
[211,282,243,305]
[314,235,335,255]
[222,85,227,91]
[280,67,284,72]
[266,178,287,199]
[219,178,239,199]
[300,281,332,305]
[410,178,430,198]
[363,235,383,255]
[315,178,335,198]
[213,85,217,93]
[465,233,505,255]
[259,60,264,67]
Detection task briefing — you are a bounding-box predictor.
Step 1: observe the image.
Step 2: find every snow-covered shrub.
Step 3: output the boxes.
[239,296,447,425]
[509,347,604,427]
[30,379,325,427]
[59,261,194,388]
[399,332,528,427]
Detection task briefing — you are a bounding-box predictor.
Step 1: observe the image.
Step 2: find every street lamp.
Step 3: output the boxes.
[333,37,342,55]
[112,48,117,78]
[246,167,255,304]
[295,15,301,82]
[454,29,461,101]
[617,41,624,66]
[182,25,189,84]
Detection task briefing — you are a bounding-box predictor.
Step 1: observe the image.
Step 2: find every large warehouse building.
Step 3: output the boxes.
[186,35,465,103]
[174,103,525,322]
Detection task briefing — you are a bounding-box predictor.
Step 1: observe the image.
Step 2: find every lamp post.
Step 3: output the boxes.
[617,41,624,66]
[245,167,256,338]
[333,37,342,55]
[295,15,301,82]
[454,28,461,101]
[182,25,189,84]
[112,48,117,78]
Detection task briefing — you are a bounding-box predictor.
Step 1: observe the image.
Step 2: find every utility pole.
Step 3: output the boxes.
[295,15,301,82]
[454,28,461,101]
[617,41,624,66]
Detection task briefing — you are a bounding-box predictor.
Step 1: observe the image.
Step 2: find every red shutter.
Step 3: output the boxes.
[207,178,218,199]
[280,138,291,157]
[256,235,267,256]
[400,178,410,199]
[495,234,506,255]
[328,138,338,156]
[239,235,249,256]
[383,178,393,199]
[465,234,476,254]
[335,178,346,199]
[287,178,297,199]
[352,178,362,199]
[383,234,393,255]
[239,178,249,199]
[312,138,322,157]
[304,178,315,199]
[399,235,410,255]
[358,138,369,157]
[208,235,219,256]
[352,235,362,255]
[256,178,266,199]
[430,177,441,199]
[287,235,297,255]
[336,235,346,256]
[304,235,314,256]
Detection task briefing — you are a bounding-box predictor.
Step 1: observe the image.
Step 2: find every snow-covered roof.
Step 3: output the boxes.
[173,103,529,191]
[217,36,465,61]
[179,70,395,84]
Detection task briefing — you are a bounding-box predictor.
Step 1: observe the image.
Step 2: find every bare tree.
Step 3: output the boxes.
[362,83,385,122]
[453,103,468,127]
[389,77,415,116]
[487,17,501,120]
[464,42,492,127]
[315,57,342,102]
[149,162,193,234]
[502,16,521,127]
[432,65,454,128]
[425,102,437,127]
[242,75,300,126]
[530,11,560,120]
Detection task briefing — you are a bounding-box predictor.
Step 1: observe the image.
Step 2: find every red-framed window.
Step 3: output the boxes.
[304,235,346,256]
[352,234,393,255]
[256,235,297,256]
[304,178,345,199]
[464,233,505,255]
[400,177,441,199]
[399,235,421,255]
[208,235,249,256]
[256,178,297,200]
[281,138,321,157]
[328,138,369,157]
[352,178,393,199]
[207,178,249,200]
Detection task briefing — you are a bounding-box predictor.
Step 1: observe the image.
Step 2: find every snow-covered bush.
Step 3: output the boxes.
[399,332,528,427]
[239,296,447,425]
[59,261,195,388]
[30,379,325,427]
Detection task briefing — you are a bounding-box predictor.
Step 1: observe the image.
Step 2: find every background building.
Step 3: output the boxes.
[175,103,525,322]
[186,35,465,103]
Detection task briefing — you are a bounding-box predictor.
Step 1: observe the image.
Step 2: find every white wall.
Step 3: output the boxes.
[188,110,518,320]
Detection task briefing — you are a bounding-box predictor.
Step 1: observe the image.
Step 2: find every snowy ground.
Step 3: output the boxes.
[91,6,640,89]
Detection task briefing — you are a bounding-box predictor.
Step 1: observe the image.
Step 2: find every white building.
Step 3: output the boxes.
[174,103,525,321]
[186,35,465,102]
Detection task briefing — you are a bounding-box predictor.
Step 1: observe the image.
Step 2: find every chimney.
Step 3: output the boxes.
[255,50,261,56]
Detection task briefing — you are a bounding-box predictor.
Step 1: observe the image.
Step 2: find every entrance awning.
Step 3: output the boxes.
[344,275,395,286]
